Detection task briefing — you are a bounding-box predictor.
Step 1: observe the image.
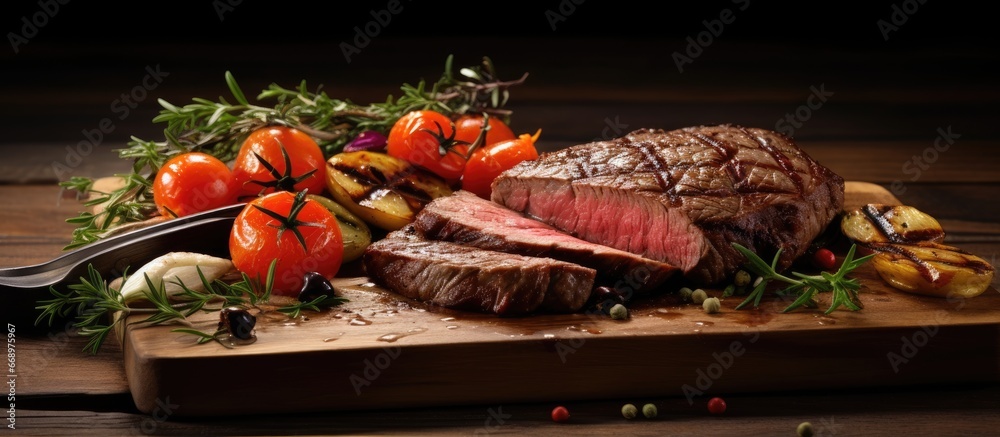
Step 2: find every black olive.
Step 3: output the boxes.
[299,272,336,303]
[219,307,256,340]
[594,285,626,305]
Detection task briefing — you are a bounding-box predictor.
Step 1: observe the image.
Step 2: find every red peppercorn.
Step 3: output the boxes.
[551,405,570,423]
[707,397,727,415]
[813,248,837,270]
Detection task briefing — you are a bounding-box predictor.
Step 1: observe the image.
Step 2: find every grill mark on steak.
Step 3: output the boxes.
[736,125,804,194]
[689,130,744,190]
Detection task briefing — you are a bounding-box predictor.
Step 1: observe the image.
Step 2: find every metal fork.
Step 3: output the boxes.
[1,202,246,330]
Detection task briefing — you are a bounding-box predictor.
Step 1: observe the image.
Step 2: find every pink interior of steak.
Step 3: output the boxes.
[496,178,705,271]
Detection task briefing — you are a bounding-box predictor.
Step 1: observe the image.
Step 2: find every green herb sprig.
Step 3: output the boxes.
[34,260,347,354]
[732,243,874,314]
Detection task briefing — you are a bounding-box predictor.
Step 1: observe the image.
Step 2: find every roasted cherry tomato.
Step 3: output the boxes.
[453,114,516,149]
[229,191,344,296]
[232,126,327,198]
[387,110,468,183]
[460,130,540,199]
[152,152,238,218]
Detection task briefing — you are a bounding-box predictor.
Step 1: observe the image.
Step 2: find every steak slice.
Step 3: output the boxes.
[414,190,677,296]
[363,226,596,315]
[491,125,844,285]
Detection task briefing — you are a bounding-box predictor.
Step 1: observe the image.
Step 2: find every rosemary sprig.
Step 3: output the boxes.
[60,55,526,250]
[34,260,347,354]
[732,243,874,314]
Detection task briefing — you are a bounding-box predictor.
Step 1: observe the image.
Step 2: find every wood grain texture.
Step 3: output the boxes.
[117,182,1000,417]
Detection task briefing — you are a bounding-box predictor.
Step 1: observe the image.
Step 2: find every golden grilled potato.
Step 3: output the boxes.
[841,204,944,245]
[842,204,994,298]
[871,242,994,298]
[325,151,452,231]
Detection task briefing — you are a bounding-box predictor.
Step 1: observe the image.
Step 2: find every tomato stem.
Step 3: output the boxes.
[251,190,323,253]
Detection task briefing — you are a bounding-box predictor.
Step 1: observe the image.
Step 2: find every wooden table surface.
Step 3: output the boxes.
[2,4,999,435]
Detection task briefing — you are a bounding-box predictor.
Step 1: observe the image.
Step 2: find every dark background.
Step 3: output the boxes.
[1,0,997,181]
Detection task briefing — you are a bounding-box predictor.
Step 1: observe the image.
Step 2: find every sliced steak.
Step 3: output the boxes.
[414,190,677,296]
[363,226,596,316]
[491,125,844,284]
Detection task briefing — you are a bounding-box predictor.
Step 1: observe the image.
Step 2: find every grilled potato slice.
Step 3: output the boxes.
[841,204,944,245]
[871,242,995,298]
[842,204,994,298]
[306,194,372,263]
[325,151,452,231]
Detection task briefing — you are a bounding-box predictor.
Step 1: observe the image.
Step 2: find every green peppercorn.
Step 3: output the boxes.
[678,287,693,302]
[797,421,814,437]
[703,297,722,314]
[610,304,628,320]
[642,403,657,418]
[691,289,708,304]
[734,270,751,287]
[621,403,638,419]
[723,284,736,297]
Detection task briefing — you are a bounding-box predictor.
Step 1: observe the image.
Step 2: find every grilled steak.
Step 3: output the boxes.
[414,190,677,295]
[363,226,596,315]
[491,125,844,284]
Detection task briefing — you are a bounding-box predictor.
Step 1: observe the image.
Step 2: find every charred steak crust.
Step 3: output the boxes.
[362,226,596,316]
[414,191,677,294]
[491,124,844,284]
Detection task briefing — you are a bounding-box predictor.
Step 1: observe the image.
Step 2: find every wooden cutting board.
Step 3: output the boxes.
[122,182,1000,417]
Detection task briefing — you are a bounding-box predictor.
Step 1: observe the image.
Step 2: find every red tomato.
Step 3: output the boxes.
[229,191,344,296]
[461,130,540,199]
[232,126,327,198]
[152,152,238,218]
[453,114,516,148]
[387,110,468,182]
